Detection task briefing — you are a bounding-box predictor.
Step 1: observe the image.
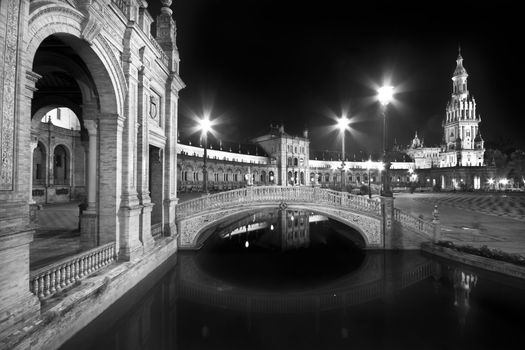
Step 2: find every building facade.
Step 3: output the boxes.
[176,51,493,192]
[1,0,183,337]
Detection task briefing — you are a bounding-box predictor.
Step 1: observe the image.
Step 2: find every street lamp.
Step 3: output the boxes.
[377,85,394,196]
[337,116,350,192]
[198,116,213,194]
[366,157,372,199]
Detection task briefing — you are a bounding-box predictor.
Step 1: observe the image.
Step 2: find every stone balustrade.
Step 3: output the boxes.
[30,242,116,300]
[393,208,436,238]
[176,186,382,220]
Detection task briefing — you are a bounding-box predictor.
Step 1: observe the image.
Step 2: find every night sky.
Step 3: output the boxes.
[148,1,523,156]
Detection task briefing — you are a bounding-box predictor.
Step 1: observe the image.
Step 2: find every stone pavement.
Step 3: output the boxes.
[31,202,81,269]
[394,192,525,255]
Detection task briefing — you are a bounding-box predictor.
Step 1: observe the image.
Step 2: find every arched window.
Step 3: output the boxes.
[294,158,298,166]
[33,142,47,185]
[269,171,275,183]
[53,145,69,185]
[41,107,81,130]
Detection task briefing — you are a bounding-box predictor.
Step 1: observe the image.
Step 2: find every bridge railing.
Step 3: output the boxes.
[393,208,435,238]
[176,186,382,220]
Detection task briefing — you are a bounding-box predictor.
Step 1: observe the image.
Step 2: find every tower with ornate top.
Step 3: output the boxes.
[441,47,485,167]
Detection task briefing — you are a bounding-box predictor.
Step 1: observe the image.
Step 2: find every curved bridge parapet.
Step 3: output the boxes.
[176,186,382,220]
[175,186,439,250]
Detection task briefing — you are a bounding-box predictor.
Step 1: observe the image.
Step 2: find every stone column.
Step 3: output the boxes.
[80,119,98,248]
[137,64,154,251]
[97,115,124,251]
[162,76,181,237]
[119,48,143,260]
[84,120,97,212]
[28,136,39,223]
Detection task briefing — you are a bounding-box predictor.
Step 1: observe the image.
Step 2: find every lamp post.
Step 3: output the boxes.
[198,116,212,194]
[366,157,372,199]
[337,116,349,192]
[377,85,394,197]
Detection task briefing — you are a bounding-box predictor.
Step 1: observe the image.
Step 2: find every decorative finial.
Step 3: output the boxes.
[160,0,173,16]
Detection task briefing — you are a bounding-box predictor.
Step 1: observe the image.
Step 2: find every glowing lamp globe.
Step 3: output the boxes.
[378,86,394,106]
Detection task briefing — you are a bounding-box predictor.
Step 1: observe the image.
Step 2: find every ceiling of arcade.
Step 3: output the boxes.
[32,35,98,125]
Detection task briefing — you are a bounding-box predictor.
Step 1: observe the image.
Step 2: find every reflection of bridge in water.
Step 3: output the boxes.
[176,252,436,314]
[176,186,440,250]
[62,251,525,350]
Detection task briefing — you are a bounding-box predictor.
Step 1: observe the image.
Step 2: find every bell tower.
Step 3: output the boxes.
[441,47,484,167]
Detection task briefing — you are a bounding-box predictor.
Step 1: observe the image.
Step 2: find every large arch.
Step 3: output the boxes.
[26,6,129,255]
[26,5,125,115]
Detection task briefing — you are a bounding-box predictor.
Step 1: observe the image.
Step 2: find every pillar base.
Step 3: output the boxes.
[163,197,179,237]
[118,205,143,262]
[80,212,98,249]
[0,230,40,338]
[141,203,155,253]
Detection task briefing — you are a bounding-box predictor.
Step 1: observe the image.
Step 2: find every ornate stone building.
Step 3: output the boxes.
[402,50,493,189]
[1,0,183,338]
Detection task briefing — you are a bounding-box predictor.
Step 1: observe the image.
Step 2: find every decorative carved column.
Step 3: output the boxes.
[0,1,40,335]
[119,32,144,260]
[80,119,98,249]
[157,0,184,237]
[137,59,154,252]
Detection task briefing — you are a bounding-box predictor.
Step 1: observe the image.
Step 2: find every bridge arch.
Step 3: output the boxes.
[176,187,384,249]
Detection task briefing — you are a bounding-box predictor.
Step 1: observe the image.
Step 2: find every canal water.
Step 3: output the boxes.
[61,209,525,350]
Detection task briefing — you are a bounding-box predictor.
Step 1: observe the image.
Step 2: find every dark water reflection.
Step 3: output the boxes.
[61,209,525,350]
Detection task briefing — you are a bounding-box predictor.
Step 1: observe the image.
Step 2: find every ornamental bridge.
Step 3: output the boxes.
[175,186,440,250]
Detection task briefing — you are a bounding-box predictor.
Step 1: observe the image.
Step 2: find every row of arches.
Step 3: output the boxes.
[33,142,70,186]
[178,163,276,192]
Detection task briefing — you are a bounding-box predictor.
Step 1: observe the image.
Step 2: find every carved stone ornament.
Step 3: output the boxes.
[1,0,20,190]
[149,95,158,120]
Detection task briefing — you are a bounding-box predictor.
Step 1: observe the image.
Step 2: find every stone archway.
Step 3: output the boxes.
[179,203,382,250]
[25,6,136,259]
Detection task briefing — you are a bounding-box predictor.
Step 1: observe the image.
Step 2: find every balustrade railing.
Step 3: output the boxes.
[30,242,116,300]
[393,208,435,238]
[176,186,381,219]
[400,262,434,288]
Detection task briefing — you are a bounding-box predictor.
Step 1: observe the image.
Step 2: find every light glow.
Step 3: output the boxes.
[336,116,350,131]
[198,116,212,134]
[377,86,394,106]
